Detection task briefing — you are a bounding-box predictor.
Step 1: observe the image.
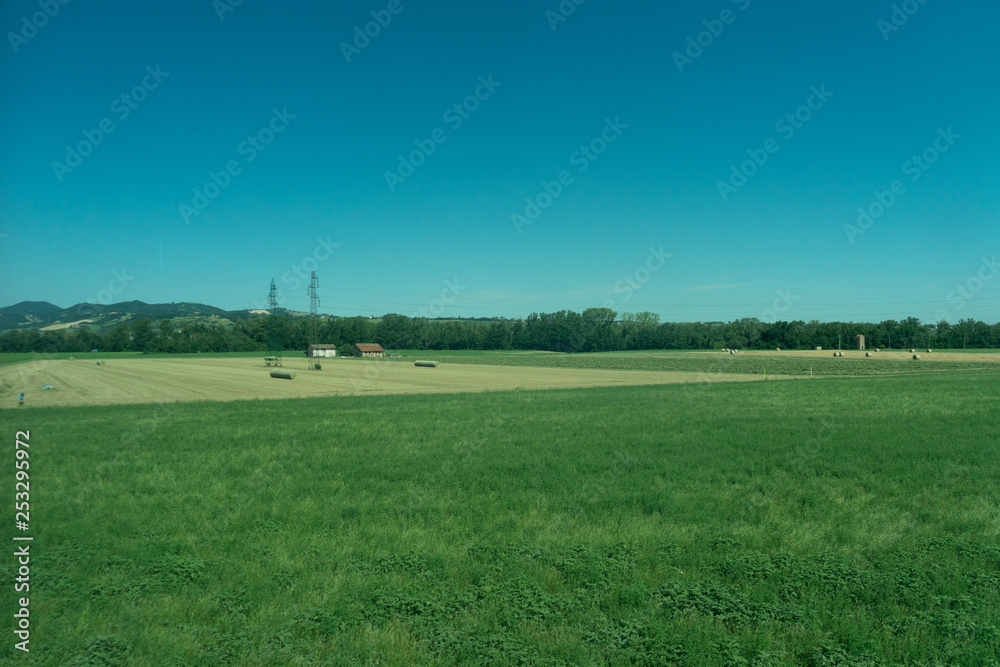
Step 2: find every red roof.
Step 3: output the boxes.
[354,343,384,352]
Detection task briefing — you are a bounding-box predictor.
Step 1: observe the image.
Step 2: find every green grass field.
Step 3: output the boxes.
[4,372,999,665]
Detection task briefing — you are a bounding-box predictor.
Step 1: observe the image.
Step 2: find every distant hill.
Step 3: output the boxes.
[0,300,496,334]
[0,300,282,333]
[0,301,64,330]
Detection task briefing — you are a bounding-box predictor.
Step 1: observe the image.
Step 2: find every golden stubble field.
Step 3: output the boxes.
[0,357,768,409]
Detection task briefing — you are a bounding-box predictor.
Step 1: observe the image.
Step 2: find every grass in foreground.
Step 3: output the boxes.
[3,374,1000,664]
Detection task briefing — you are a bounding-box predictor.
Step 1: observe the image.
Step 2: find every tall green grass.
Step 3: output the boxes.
[3,374,999,664]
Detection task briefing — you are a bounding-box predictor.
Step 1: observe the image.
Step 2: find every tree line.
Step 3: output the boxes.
[1,310,998,355]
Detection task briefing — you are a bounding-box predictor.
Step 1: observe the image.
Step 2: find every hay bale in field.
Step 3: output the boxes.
[414,360,439,368]
[875,348,880,352]
[910,348,915,353]
[866,352,872,357]
[69,357,75,360]
[926,348,932,353]
[270,369,296,379]
[912,354,920,360]
[776,348,781,352]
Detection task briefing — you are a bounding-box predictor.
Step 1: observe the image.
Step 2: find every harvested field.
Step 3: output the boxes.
[434,349,1000,377]
[0,357,770,408]
[691,349,1000,363]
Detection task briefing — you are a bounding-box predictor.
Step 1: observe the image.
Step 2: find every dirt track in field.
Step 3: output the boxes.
[0,357,770,408]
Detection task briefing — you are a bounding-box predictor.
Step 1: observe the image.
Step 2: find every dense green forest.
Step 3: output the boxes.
[2,310,997,354]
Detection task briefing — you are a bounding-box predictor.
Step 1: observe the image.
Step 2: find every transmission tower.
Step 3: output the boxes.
[266,278,282,367]
[307,271,321,370]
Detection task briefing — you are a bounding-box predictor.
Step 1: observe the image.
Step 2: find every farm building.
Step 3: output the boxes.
[856,334,865,350]
[306,344,338,358]
[353,343,385,358]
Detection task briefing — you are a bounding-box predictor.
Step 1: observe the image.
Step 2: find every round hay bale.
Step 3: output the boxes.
[874,348,880,352]
[910,348,915,353]
[912,354,920,360]
[926,348,932,353]
[866,352,872,357]
[729,350,735,355]
[270,369,296,379]
[414,360,439,368]
[776,348,781,352]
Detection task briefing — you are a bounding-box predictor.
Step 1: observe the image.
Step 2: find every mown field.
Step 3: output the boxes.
[402,349,1000,377]
[3,372,999,665]
[0,356,768,408]
[0,351,272,367]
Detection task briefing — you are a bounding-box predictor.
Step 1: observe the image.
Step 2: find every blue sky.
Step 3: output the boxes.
[1,0,997,323]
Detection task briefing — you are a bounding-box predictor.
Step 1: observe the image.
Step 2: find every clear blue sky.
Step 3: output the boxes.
[1,0,998,323]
